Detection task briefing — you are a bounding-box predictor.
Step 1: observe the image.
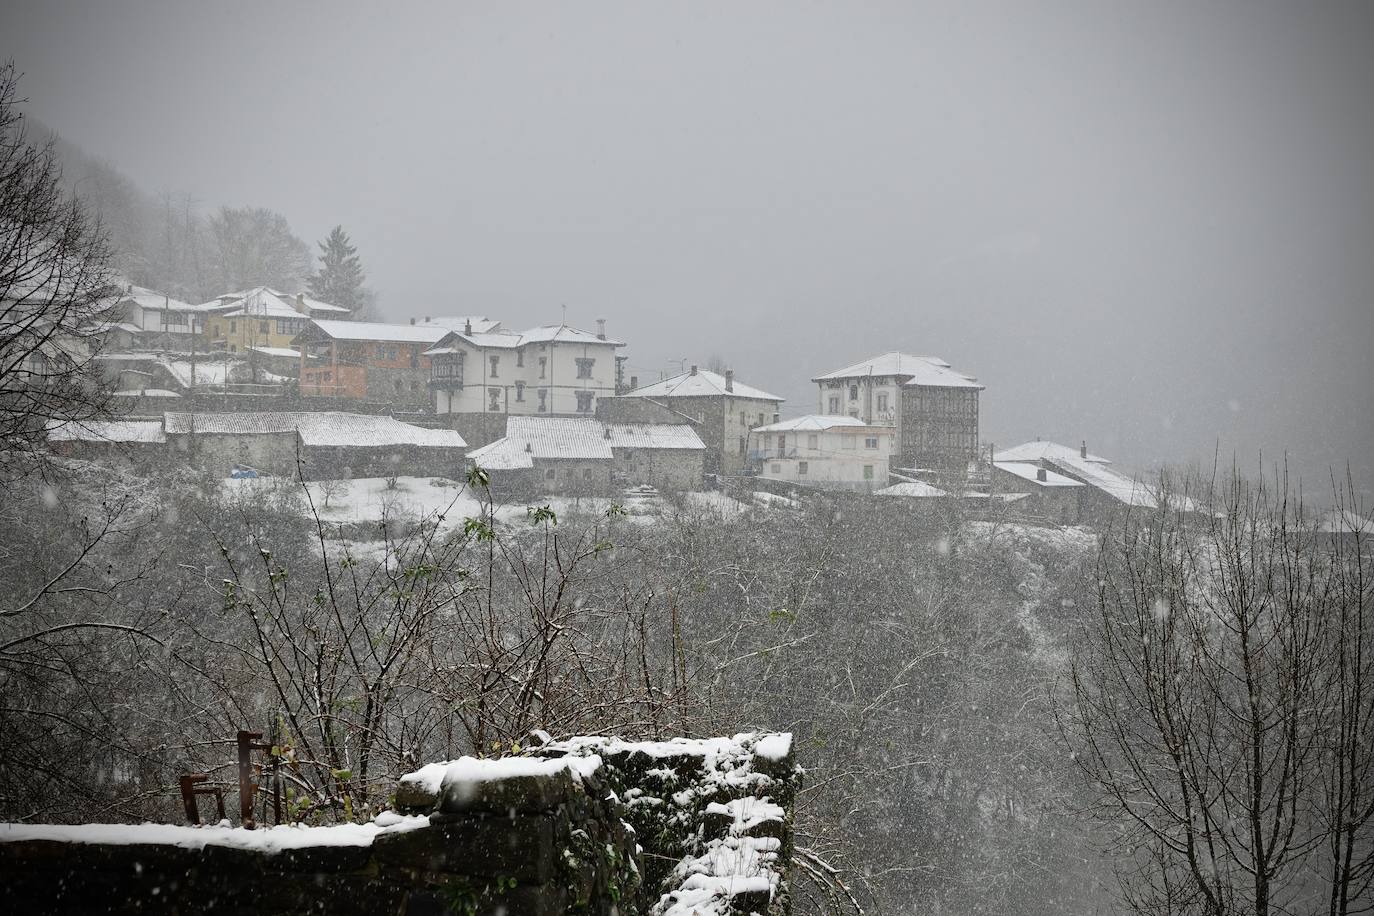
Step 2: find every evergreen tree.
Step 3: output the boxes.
[308,225,373,318]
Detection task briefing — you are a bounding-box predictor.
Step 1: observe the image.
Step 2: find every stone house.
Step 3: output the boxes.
[812,351,983,470]
[749,415,894,491]
[426,321,625,446]
[162,411,465,478]
[991,460,1085,523]
[468,416,705,496]
[601,366,783,477]
[993,439,1183,524]
[45,419,168,468]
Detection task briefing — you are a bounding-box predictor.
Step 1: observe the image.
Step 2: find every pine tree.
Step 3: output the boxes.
[307,225,373,318]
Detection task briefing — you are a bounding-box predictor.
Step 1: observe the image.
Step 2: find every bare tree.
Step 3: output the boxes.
[1061,468,1374,916]
[0,62,116,481]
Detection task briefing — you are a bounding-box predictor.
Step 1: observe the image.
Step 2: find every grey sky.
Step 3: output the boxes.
[5,0,1372,490]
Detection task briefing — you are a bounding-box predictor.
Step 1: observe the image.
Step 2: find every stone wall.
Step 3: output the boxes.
[0,733,799,916]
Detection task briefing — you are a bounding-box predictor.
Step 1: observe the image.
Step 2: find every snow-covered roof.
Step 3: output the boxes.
[1318,508,1372,534]
[248,346,301,358]
[162,411,465,449]
[427,323,622,354]
[994,461,1085,488]
[489,417,614,460]
[1045,455,1158,508]
[304,319,450,344]
[875,481,949,498]
[624,369,783,402]
[46,419,166,444]
[112,388,180,397]
[414,316,502,334]
[194,287,349,317]
[0,815,429,852]
[994,440,1111,465]
[603,422,705,450]
[111,285,198,312]
[752,414,885,433]
[519,324,624,346]
[812,351,983,389]
[466,438,536,469]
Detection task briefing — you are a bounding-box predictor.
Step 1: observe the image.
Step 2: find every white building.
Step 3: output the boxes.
[426,322,625,441]
[749,415,894,490]
[91,285,202,350]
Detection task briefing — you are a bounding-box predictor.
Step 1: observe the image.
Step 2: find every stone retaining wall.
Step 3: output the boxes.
[0,733,798,916]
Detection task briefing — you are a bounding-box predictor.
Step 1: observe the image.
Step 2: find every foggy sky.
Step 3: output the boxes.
[4,0,1372,491]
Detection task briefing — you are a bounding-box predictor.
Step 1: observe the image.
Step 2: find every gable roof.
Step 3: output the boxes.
[623,369,783,402]
[603,422,705,450]
[162,411,464,448]
[1044,455,1158,508]
[194,287,349,317]
[304,319,451,344]
[812,351,983,389]
[994,440,1111,465]
[876,480,949,498]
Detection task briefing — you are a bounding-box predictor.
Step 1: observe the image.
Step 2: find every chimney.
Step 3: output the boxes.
[1080,440,1088,459]
[295,293,308,315]
[724,369,734,392]
[603,426,611,439]
[630,375,638,389]
[464,319,472,335]
[596,318,606,340]
[424,316,431,324]
[409,317,416,325]
[689,364,698,376]
[524,442,532,452]
[1036,468,1047,482]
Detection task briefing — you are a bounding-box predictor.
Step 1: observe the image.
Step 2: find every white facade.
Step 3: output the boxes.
[749,415,894,490]
[428,325,623,418]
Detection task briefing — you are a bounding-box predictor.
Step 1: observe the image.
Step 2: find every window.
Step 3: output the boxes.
[538,356,547,378]
[739,436,746,455]
[576,391,594,413]
[538,389,547,411]
[545,468,556,480]
[877,393,888,412]
[489,388,501,411]
[758,413,765,425]
[259,320,269,334]
[864,436,879,449]
[841,434,855,449]
[576,357,594,379]
[388,346,398,361]
[798,461,808,475]
[770,463,781,474]
[849,385,859,401]
[776,435,786,451]
[516,350,524,367]
[515,381,525,402]
[583,468,593,480]
[828,396,840,413]
[489,355,499,377]
[230,320,237,333]
[863,465,874,480]
[848,410,859,419]
[807,434,818,450]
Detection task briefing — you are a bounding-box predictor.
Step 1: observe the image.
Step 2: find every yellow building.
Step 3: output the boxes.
[197,287,350,352]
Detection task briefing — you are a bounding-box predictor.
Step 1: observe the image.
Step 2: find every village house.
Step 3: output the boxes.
[812,351,983,470]
[467,415,705,496]
[195,288,350,353]
[296,320,447,407]
[748,415,894,491]
[993,439,1170,522]
[990,459,1085,523]
[426,321,625,446]
[600,366,783,478]
[162,411,465,479]
[91,285,202,351]
[45,418,168,468]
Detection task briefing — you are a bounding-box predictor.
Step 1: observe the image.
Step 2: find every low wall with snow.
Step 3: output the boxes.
[0,732,799,916]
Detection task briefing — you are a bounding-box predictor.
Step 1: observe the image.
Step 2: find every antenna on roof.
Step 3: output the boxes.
[561,304,567,326]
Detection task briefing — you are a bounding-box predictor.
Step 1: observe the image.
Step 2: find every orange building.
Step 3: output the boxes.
[296,319,466,408]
